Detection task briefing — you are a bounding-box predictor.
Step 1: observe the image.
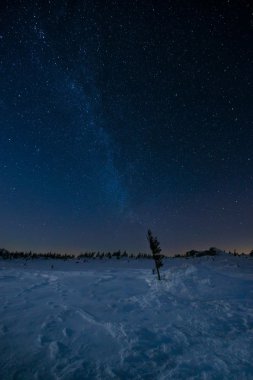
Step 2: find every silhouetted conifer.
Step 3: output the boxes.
[147,229,163,280]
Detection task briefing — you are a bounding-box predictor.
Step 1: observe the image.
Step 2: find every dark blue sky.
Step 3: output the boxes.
[0,0,252,255]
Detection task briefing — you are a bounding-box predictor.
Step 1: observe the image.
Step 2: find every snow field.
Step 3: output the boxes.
[0,255,253,379]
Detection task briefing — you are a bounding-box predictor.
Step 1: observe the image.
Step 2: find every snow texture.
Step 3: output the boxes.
[0,255,253,379]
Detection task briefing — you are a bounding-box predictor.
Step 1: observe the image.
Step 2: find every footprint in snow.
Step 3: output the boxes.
[62,327,74,338]
[49,341,69,360]
[0,324,8,335]
[47,301,59,309]
[37,334,51,346]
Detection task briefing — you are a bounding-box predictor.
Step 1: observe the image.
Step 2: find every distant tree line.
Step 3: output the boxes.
[173,247,253,258]
[185,247,217,257]
[0,249,75,260]
[1,247,252,261]
[0,248,160,261]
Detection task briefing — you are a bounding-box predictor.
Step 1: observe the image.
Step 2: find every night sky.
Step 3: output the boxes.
[0,0,252,255]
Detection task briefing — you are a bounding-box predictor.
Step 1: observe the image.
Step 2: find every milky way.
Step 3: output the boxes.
[0,1,252,254]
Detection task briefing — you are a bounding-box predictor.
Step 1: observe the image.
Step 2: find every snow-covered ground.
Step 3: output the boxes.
[1,255,253,379]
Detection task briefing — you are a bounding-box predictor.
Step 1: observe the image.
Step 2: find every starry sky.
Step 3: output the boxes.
[0,0,252,255]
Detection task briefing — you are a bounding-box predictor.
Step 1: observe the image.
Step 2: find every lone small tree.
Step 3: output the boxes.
[147,229,163,280]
